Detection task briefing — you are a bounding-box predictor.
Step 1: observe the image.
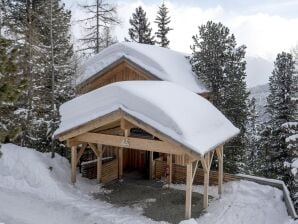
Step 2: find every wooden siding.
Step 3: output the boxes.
[123,148,148,171]
[102,159,119,183]
[78,61,149,94]
[81,157,118,184]
[155,159,238,185]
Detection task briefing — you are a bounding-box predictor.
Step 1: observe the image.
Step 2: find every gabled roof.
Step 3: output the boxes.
[54,81,239,156]
[76,42,208,94]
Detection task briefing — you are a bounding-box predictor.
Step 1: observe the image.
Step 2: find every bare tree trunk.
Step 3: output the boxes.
[96,0,99,54]
[23,0,33,147]
[50,0,55,158]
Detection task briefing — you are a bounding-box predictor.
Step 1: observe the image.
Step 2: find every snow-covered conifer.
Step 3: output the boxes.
[127,6,155,45]
[190,21,249,173]
[265,52,296,181]
[154,2,172,48]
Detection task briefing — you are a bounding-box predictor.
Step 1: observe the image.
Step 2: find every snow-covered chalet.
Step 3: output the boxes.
[54,42,240,219]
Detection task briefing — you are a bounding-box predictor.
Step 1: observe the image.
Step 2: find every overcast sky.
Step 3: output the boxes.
[63,0,298,86]
[65,0,298,60]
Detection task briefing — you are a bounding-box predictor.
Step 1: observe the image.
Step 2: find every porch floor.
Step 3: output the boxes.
[94,171,207,224]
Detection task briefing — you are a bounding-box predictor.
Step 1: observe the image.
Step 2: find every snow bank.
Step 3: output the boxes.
[0,144,297,224]
[0,144,155,224]
[0,144,74,201]
[76,42,207,93]
[54,81,239,155]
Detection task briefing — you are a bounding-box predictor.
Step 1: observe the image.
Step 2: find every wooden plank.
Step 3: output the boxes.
[155,159,238,185]
[97,144,103,183]
[102,159,119,183]
[71,145,77,184]
[185,162,193,219]
[73,132,186,155]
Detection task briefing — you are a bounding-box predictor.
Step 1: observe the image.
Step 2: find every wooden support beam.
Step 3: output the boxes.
[89,143,99,157]
[122,113,201,160]
[216,145,224,196]
[73,132,185,155]
[71,145,77,184]
[97,144,103,183]
[185,162,193,219]
[203,165,210,209]
[120,119,135,131]
[149,151,154,180]
[76,143,87,164]
[192,160,199,183]
[119,147,123,178]
[167,154,172,184]
[201,151,215,209]
[203,152,209,209]
[58,110,121,141]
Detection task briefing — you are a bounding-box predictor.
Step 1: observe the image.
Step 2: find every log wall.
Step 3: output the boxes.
[155,159,239,185]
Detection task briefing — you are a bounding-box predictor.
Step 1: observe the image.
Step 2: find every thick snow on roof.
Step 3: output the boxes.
[76,42,208,93]
[54,81,238,155]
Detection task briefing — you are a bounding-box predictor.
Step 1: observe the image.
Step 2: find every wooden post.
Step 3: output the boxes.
[119,147,123,178]
[97,144,103,183]
[216,145,224,196]
[185,162,192,219]
[71,145,77,184]
[167,154,172,184]
[149,151,154,179]
[202,152,210,209]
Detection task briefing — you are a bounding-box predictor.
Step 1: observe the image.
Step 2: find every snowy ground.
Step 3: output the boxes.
[0,144,297,224]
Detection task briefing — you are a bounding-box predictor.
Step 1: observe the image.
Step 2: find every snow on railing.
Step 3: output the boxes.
[237,174,298,219]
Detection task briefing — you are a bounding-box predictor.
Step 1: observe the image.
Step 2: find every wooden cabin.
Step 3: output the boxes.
[54,42,239,219]
[74,42,211,181]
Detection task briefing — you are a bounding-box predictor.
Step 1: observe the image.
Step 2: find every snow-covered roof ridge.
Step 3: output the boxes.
[76,42,208,93]
[54,81,239,155]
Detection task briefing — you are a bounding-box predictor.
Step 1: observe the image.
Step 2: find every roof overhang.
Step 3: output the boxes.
[54,108,237,158]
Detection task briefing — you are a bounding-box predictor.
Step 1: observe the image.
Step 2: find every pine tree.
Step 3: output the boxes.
[102,26,118,48]
[34,0,75,155]
[288,46,298,212]
[78,0,118,55]
[265,52,296,182]
[3,0,75,155]
[245,97,259,174]
[2,0,44,148]
[190,21,249,173]
[0,38,26,143]
[154,2,172,48]
[127,6,155,45]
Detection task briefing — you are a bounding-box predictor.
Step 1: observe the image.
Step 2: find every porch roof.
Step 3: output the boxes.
[54,81,239,156]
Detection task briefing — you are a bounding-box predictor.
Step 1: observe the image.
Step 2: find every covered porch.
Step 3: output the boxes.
[54,81,239,219]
